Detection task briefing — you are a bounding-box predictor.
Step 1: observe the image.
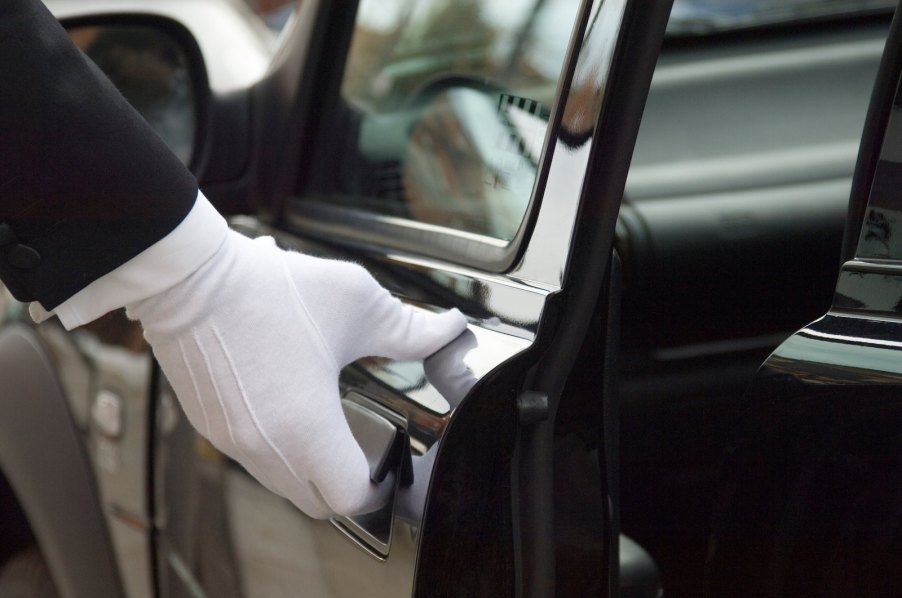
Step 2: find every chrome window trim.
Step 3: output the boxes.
[286,200,514,271]
[283,0,596,276]
[844,258,902,272]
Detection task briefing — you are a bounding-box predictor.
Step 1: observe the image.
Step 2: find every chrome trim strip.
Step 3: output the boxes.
[329,519,388,562]
[286,201,515,271]
[842,258,902,272]
[651,37,885,88]
[799,326,902,349]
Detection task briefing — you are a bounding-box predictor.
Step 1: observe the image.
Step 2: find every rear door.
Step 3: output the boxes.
[704,7,902,595]
[156,0,671,596]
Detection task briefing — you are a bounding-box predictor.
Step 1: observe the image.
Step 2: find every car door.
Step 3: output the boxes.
[152,0,671,596]
[704,5,902,596]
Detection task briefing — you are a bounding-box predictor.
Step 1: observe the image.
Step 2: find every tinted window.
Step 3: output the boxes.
[301,0,580,241]
[855,78,902,262]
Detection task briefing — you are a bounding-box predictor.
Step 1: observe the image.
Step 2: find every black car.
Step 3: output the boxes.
[1,0,900,596]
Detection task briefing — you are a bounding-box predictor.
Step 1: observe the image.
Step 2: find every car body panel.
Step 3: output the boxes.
[614,16,891,593]
[705,7,902,596]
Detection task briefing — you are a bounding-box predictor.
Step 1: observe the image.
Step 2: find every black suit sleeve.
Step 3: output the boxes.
[0,0,198,309]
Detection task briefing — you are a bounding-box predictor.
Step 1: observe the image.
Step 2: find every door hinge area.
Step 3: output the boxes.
[517,391,549,426]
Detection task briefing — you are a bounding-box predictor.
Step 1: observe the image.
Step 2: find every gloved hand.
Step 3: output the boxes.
[126,230,467,518]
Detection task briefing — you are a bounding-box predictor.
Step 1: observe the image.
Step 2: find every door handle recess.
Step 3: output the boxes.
[342,397,411,484]
[333,393,410,559]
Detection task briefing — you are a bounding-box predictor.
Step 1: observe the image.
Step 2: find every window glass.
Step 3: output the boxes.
[303,0,580,241]
[69,25,196,164]
[857,102,902,261]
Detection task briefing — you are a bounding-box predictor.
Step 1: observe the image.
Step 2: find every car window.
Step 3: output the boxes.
[856,104,902,261]
[300,0,580,242]
[291,0,893,249]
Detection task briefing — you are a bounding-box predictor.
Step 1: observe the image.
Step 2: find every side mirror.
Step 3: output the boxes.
[54,1,320,216]
[54,4,276,214]
[64,19,205,169]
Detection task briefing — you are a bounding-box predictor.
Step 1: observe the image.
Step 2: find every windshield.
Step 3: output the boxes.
[668,0,896,35]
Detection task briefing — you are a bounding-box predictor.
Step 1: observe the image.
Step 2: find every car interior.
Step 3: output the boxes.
[616,10,891,596]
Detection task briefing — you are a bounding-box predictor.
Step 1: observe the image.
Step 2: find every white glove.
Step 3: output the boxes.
[126,230,467,518]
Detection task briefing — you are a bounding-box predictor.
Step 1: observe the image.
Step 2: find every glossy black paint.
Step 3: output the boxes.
[415,0,672,594]
[706,314,902,596]
[706,4,902,595]
[614,17,891,594]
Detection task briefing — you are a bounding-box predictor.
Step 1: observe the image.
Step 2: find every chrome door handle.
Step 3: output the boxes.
[333,393,411,559]
[341,394,411,484]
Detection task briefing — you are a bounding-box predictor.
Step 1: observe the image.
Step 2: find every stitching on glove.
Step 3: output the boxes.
[178,336,211,437]
[209,322,308,488]
[279,253,340,371]
[308,480,334,515]
[192,327,269,486]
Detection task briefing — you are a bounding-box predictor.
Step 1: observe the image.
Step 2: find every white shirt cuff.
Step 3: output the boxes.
[30,190,228,330]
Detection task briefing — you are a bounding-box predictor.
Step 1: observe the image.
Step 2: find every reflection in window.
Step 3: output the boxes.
[70,25,196,164]
[304,0,579,241]
[857,99,902,261]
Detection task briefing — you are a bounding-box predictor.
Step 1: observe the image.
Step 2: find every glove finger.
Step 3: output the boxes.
[161,320,388,518]
[287,385,394,517]
[355,302,468,363]
[283,253,467,365]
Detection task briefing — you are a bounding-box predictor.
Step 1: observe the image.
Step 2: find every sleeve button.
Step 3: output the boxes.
[8,245,41,269]
[0,224,15,246]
